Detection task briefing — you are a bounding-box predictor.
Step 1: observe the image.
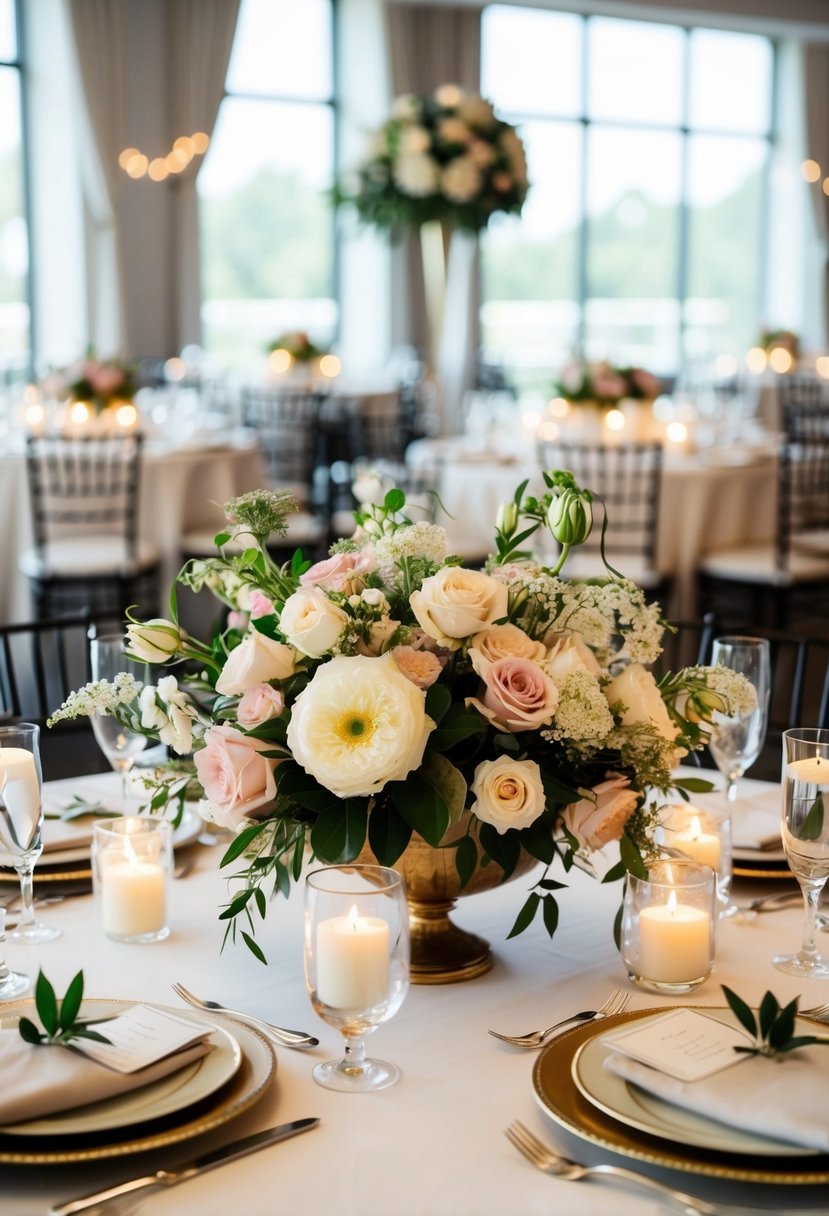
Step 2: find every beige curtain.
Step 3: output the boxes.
[386,2,482,433]
[802,43,829,346]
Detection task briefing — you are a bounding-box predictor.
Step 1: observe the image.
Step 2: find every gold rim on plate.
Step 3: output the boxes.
[0,999,276,1164]
[532,1005,829,1185]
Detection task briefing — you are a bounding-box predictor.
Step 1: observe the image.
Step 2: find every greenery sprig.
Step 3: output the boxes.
[723,985,829,1061]
[18,971,111,1048]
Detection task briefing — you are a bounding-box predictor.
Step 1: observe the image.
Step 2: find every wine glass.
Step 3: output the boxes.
[89,632,148,795]
[0,723,61,943]
[708,636,771,804]
[304,865,409,1092]
[0,908,29,999]
[774,727,829,978]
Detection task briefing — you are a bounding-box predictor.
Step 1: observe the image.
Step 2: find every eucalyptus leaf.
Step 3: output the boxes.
[58,971,84,1032]
[35,971,58,1036]
[241,931,268,965]
[722,985,757,1039]
[541,894,559,939]
[507,892,540,939]
[799,793,825,842]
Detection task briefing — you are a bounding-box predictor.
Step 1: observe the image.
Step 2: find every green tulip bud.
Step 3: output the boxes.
[547,489,593,546]
[496,500,519,534]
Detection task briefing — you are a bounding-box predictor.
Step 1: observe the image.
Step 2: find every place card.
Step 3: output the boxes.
[602,1009,751,1082]
[72,1004,211,1073]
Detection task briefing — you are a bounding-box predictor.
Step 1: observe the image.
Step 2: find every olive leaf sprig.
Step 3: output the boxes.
[723,985,829,1061]
[18,971,111,1048]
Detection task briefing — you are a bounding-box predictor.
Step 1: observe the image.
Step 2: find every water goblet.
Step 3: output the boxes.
[708,636,771,804]
[304,864,409,1092]
[774,727,829,979]
[89,632,148,794]
[0,907,30,998]
[0,723,61,943]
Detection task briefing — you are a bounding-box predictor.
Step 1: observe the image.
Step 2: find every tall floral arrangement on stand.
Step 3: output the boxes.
[50,474,754,961]
[555,359,662,408]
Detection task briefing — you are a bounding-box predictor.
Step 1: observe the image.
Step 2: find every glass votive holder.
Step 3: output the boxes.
[92,817,172,943]
[656,802,732,911]
[621,859,717,995]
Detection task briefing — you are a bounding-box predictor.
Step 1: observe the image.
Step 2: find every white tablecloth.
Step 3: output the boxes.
[407,438,777,619]
[0,432,266,624]
[3,772,828,1215]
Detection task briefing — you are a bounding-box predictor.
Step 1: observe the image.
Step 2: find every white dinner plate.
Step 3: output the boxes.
[0,999,243,1138]
[571,1007,815,1158]
[0,807,202,871]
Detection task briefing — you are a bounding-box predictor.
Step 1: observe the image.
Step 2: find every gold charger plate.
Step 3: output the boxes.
[732,857,794,882]
[532,1006,829,1184]
[0,999,276,1165]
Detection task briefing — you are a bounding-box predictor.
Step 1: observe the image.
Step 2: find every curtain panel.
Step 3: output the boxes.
[802,43,829,346]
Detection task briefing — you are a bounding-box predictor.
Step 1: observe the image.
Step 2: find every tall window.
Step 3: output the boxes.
[481,7,774,387]
[199,0,336,367]
[0,0,30,376]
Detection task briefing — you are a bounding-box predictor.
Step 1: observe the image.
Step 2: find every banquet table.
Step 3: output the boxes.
[3,772,829,1215]
[406,437,777,620]
[0,431,266,625]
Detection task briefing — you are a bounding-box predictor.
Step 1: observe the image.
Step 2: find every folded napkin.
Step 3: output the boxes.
[40,816,96,854]
[604,1042,829,1151]
[0,1029,211,1125]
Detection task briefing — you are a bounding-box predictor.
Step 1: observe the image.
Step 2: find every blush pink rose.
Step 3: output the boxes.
[562,774,639,851]
[300,550,374,593]
[391,645,443,689]
[236,683,284,729]
[249,590,275,619]
[194,724,278,830]
[467,651,558,733]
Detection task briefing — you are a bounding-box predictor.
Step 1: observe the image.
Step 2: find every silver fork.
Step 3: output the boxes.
[505,1121,718,1216]
[171,982,319,1049]
[488,989,630,1049]
[801,1000,829,1020]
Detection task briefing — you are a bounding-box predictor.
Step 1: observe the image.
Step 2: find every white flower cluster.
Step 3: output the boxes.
[373,521,448,580]
[545,669,615,743]
[549,579,663,668]
[683,665,758,718]
[47,673,141,726]
[139,676,203,756]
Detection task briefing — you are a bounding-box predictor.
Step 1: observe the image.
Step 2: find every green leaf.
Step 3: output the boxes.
[601,860,627,884]
[384,487,405,512]
[493,732,520,755]
[367,801,413,866]
[71,1028,112,1045]
[254,887,267,919]
[58,971,84,1032]
[478,821,520,879]
[241,931,268,965]
[424,682,452,726]
[768,997,799,1049]
[310,800,368,864]
[219,889,254,921]
[799,793,825,841]
[277,763,341,813]
[220,822,269,867]
[214,531,231,547]
[273,859,291,900]
[613,901,623,950]
[758,990,779,1040]
[619,833,648,881]
[454,834,477,889]
[35,971,58,1036]
[779,1035,829,1052]
[18,1017,42,1044]
[722,985,757,1039]
[420,752,467,827]
[507,892,540,939]
[518,821,556,865]
[542,895,559,939]
[672,777,716,794]
[387,772,449,847]
[428,705,487,752]
[540,771,580,806]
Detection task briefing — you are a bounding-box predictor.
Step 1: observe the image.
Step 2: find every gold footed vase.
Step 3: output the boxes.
[361,812,538,985]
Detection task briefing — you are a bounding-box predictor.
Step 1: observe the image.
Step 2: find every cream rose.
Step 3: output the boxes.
[280,586,349,658]
[194,724,278,831]
[236,683,284,729]
[470,756,545,835]
[391,645,443,690]
[216,631,297,696]
[604,663,678,743]
[126,618,181,663]
[545,631,602,681]
[562,774,639,850]
[355,617,400,657]
[471,623,546,663]
[410,567,508,649]
[467,651,558,732]
[286,653,434,799]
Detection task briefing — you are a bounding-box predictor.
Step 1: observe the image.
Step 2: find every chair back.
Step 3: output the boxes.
[777,437,829,570]
[536,440,663,568]
[781,376,829,439]
[25,433,143,559]
[342,389,409,464]
[240,387,323,497]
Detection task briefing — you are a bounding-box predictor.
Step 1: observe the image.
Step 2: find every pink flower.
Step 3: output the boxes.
[249,590,275,619]
[86,364,125,396]
[227,611,249,632]
[194,724,279,830]
[391,645,443,689]
[236,683,284,729]
[562,774,639,851]
[630,368,660,398]
[467,652,558,732]
[300,551,374,593]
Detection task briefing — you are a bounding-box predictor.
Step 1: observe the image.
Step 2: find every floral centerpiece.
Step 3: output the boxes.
[555,359,662,408]
[759,328,800,361]
[44,353,137,414]
[267,332,329,366]
[49,474,753,967]
[338,84,528,235]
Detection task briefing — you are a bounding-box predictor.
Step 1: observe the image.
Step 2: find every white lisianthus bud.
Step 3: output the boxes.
[125,619,182,663]
[496,501,519,534]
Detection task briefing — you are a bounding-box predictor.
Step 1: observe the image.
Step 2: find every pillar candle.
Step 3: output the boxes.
[672,814,722,872]
[638,893,711,984]
[100,858,166,937]
[786,756,829,785]
[316,907,390,1009]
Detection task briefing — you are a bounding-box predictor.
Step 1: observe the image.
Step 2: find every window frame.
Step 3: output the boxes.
[481,6,777,376]
[2,0,34,377]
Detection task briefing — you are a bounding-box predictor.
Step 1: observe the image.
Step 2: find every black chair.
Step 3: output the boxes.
[698,437,829,628]
[781,375,829,440]
[652,613,718,681]
[0,614,109,781]
[20,433,161,623]
[536,440,671,603]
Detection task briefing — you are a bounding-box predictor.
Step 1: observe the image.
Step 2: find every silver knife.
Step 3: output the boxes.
[48,1118,320,1215]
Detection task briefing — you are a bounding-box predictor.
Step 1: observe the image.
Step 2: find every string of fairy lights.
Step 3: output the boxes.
[118,132,210,182]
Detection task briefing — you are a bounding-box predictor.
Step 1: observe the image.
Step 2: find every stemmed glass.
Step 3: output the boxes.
[0,723,61,943]
[708,636,771,803]
[774,727,829,978]
[0,908,29,998]
[304,865,409,1092]
[89,633,148,795]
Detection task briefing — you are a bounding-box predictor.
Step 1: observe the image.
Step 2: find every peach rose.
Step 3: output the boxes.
[471,623,546,663]
[545,631,601,681]
[562,774,639,850]
[194,724,278,830]
[470,756,545,834]
[280,586,349,658]
[467,651,558,732]
[391,645,443,689]
[216,631,297,696]
[410,567,509,650]
[300,551,374,594]
[236,683,284,729]
[355,618,400,657]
